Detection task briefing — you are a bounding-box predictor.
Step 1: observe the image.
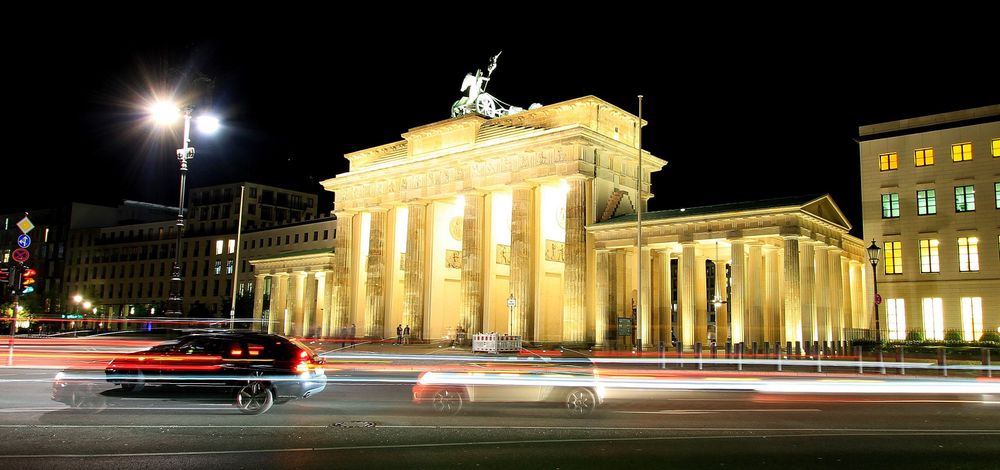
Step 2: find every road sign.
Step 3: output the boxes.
[11,248,29,263]
[507,296,516,308]
[874,293,882,305]
[16,216,34,234]
[16,234,31,248]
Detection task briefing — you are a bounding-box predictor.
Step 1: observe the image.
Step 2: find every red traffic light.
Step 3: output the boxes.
[22,267,36,286]
[0,267,9,283]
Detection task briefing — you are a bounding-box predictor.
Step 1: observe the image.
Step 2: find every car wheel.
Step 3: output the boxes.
[564,388,596,416]
[236,381,274,415]
[121,371,145,393]
[70,386,107,411]
[431,388,463,415]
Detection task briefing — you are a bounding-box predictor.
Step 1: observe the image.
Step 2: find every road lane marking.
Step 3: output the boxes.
[614,408,821,414]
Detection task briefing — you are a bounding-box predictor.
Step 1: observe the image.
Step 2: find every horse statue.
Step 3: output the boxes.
[452,52,534,118]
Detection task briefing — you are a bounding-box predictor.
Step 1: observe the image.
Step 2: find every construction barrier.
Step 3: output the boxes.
[471,333,522,353]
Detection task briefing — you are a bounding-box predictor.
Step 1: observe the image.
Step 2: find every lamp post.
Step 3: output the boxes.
[866,239,882,344]
[152,102,218,317]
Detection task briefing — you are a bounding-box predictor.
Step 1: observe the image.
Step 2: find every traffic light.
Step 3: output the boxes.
[0,266,9,283]
[21,267,36,294]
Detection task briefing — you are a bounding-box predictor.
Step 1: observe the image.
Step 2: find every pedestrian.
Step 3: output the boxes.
[340,325,348,348]
[403,325,410,344]
[396,324,403,345]
[349,323,356,348]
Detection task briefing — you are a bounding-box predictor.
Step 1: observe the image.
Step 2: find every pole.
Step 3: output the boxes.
[635,95,643,351]
[229,185,245,330]
[167,106,194,317]
[7,265,20,366]
[873,270,881,344]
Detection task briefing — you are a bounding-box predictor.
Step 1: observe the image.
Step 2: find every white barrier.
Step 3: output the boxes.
[471,333,522,353]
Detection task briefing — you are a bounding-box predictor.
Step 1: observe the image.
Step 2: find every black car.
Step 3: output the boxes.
[104,332,326,414]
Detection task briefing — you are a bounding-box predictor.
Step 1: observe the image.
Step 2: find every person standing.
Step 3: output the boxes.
[396,324,403,345]
[403,325,410,345]
[349,323,356,348]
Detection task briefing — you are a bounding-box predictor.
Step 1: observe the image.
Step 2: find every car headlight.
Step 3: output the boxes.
[54,372,65,382]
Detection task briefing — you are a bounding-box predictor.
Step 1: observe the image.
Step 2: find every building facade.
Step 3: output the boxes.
[859,105,1000,342]
[251,96,868,348]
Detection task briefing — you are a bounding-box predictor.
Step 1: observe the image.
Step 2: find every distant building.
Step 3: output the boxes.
[859,105,999,341]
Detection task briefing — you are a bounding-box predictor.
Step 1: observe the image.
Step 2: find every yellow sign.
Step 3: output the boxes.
[17,216,34,234]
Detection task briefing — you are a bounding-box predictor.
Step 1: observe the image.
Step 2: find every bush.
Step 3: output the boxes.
[980,331,1000,344]
[943,330,964,343]
[905,330,925,342]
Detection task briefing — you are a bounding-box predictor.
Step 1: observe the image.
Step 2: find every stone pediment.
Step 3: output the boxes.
[800,195,851,231]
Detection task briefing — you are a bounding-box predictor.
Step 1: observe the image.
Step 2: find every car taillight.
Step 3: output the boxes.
[295,361,310,374]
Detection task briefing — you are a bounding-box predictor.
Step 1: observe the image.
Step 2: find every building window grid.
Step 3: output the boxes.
[919,239,940,273]
[886,299,906,341]
[951,142,972,162]
[960,297,983,342]
[879,152,898,171]
[914,148,934,167]
[957,237,979,272]
[922,298,944,341]
[954,185,976,212]
[883,241,902,274]
[881,193,900,218]
[917,189,937,215]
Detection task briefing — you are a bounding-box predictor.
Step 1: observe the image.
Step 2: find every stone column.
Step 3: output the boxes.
[510,184,535,340]
[814,246,830,343]
[661,250,674,349]
[287,272,302,336]
[272,273,288,335]
[782,237,802,343]
[654,249,672,348]
[331,211,354,335]
[595,249,610,348]
[764,246,780,343]
[828,248,844,342]
[403,202,427,340]
[253,274,266,333]
[850,260,864,331]
[679,242,696,349]
[747,242,764,346]
[365,209,387,339]
[800,241,816,343]
[321,271,334,338]
[302,272,316,337]
[563,176,588,345]
[714,257,728,345]
[460,193,485,338]
[730,240,746,345]
[636,247,652,349]
[839,254,851,333]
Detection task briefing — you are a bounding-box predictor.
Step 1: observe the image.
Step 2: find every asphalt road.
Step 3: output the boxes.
[2,366,999,469]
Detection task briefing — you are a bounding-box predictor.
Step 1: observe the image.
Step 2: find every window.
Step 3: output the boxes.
[883,241,902,274]
[216,240,224,255]
[228,239,236,254]
[957,237,979,272]
[995,182,999,209]
[951,142,972,162]
[914,148,934,167]
[919,239,940,273]
[214,260,222,275]
[323,230,329,240]
[886,299,906,341]
[881,193,899,218]
[294,234,300,243]
[960,297,983,342]
[879,152,898,171]
[955,185,975,212]
[916,189,937,215]
[922,298,944,340]
[993,139,1000,157]
[226,259,234,274]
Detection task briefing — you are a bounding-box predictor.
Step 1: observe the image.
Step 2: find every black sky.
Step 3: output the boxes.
[8,13,999,237]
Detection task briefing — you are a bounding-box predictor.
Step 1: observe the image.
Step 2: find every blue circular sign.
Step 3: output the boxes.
[17,234,31,248]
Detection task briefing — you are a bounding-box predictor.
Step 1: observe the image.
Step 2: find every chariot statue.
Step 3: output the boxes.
[450,52,540,118]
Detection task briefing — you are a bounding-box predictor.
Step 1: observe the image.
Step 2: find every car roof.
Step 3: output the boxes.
[176,331,289,342]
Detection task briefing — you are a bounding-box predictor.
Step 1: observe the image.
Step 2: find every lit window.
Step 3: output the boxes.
[957,237,979,272]
[881,193,900,218]
[879,152,898,171]
[921,298,944,341]
[960,297,983,342]
[914,148,934,167]
[226,260,234,274]
[992,138,999,157]
[214,260,222,275]
[228,239,236,254]
[995,182,999,209]
[951,142,972,162]
[954,185,976,212]
[917,189,936,215]
[919,239,940,273]
[883,241,902,274]
[886,299,906,341]
[215,240,224,255]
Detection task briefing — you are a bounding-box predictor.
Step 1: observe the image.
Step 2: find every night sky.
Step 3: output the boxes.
[9,14,999,237]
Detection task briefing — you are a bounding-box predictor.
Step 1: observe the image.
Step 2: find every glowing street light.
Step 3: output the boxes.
[151,100,219,317]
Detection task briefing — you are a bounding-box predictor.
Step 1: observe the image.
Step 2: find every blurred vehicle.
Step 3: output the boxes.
[413,365,604,416]
[105,332,326,414]
[52,370,109,410]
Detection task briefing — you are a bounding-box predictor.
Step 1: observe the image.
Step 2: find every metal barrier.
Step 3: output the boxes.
[471,333,522,354]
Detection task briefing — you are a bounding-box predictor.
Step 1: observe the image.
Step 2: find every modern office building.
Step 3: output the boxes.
[859,105,999,341]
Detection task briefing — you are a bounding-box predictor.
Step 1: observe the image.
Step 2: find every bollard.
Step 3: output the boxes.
[711,342,717,359]
[752,341,758,360]
[696,342,703,370]
[776,343,783,372]
[817,345,823,373]
[677,341,683,368]
[725,342,732,360]
[983,349,992,378]
[795,341,802,357]
[658,341,666,370]
[764,342,770,357]
[856,345,864,374]
[896,347,905,375]
[823,341,829,356]
[786,341,793,359]
[737,343,743,371]
[937,348,947,377]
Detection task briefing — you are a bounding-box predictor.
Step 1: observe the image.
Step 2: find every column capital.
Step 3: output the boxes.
[564,173,591,182]
[367,206,390,213]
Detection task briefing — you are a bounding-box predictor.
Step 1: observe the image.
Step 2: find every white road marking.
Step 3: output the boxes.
[614,408,821,414]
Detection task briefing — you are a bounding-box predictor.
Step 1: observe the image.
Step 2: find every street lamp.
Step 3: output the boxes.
[866,239,882,344]
[152,102,219,317]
